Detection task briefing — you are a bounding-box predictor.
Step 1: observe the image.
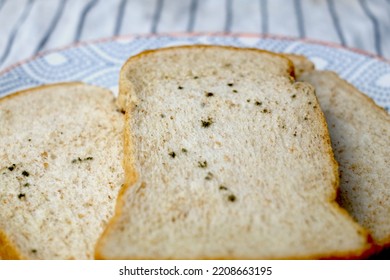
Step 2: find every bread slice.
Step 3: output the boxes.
[96,46,371,259]
[284,54,315,78]
[297,70,390,247]
[0,83,124,259]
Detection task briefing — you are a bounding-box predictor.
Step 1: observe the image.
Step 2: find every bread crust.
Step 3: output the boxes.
[320,71,390,117]
[319,71,390,248]
[0,82,85,100]
[95,110,137,260]
[296,64,389,250]
[285,54,390,257]
[0,230,24,260]
[96,46,373,259]
[116,45,296,111]
[283,54,315,78]
[286,54,389,118]
[288,56,390,251]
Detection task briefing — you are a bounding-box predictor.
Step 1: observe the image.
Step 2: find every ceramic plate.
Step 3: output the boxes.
[0,33,389,112]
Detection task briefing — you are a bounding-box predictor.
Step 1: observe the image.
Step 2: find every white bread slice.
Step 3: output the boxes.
[284,54,315,78]
[297,70,390,247]
[0,83,124,259]
[96,46,371,259]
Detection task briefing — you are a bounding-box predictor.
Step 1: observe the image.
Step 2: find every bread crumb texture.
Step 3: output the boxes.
[299,71,390,247]
[0,83,124,259]
[96,46,371,259]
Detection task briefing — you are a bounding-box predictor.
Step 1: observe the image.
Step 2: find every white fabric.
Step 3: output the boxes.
[0,0,389,71]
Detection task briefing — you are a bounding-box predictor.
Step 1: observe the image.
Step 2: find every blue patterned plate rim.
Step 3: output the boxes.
[2,32,390,76]
[0,32,389,111]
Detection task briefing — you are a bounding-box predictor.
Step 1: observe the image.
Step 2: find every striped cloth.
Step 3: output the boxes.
[0,0,389,71]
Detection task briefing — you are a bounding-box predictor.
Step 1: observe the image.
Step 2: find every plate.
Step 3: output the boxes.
[0,33,389,112]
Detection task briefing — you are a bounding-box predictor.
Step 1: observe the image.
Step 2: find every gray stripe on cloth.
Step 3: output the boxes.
[74,0,100,42]
[35,0,67,54]
[0,0,34,66]
[114,0,129,36]
[151,0,164,33]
